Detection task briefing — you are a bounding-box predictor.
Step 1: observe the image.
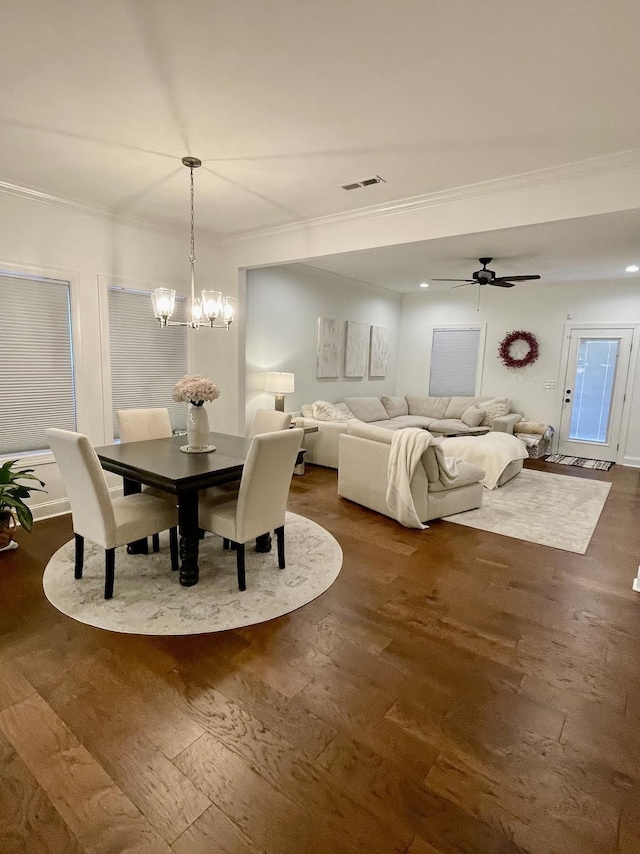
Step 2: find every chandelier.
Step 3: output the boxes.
[151,156,236,329]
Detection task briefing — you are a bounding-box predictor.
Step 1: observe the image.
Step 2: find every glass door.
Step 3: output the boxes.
[558,328,633,462]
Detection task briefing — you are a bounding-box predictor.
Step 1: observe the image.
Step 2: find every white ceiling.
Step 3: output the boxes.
[298,210,640,292]
[2,0,640,235]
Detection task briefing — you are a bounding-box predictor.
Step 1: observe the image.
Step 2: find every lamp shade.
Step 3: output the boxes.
[265,372,295,394]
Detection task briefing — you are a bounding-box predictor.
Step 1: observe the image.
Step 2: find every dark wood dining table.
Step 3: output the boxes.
[95,432,251,587]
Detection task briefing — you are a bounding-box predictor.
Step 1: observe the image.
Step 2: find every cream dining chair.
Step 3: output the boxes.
[250,408,292,437]
[117,407,176,554]
[199,428,303,591]
[47,428,179,599]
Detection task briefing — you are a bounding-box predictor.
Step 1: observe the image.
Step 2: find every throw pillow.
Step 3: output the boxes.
[333,401,355,417]
[480,398,510,427]
[301,404,314,418]
[460,405,486,428]
[381,395,409,418]
[312,400,352,422]
[514,419,547,435]
[343,397,388,423]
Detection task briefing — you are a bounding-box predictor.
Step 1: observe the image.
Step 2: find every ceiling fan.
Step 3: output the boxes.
[432,257,541,288]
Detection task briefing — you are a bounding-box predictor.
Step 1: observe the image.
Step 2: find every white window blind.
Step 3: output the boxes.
[109,288,188,436]
[429,327,482,396]
[0,273,76,455]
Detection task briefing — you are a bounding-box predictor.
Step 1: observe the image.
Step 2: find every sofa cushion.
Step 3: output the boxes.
[334,401,355,417]
[461,405,486,428]
[384,415,435,429]
[344,397,388,423]
[428,460,485,492]
[381,395,409,418]
[406,395,450,419]
[346,419,393,444]
[444,396,480,418]
[480,397,510,427]
[428,419,470,434]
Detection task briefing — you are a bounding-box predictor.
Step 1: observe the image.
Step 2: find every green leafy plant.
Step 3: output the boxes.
[0,460,46,533]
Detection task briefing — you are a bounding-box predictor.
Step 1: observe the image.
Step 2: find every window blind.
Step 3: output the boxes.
[429,327,482,397]
[109,288,188,436]
[0,274,76,455]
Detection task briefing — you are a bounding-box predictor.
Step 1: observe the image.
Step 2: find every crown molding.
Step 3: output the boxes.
[221,148,640,247]
[3,147,640,248]
[0,179,222,242]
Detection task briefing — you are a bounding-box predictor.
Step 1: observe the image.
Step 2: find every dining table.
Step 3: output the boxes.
[95,431,252,587]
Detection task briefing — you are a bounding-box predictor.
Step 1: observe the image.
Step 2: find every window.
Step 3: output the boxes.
[109,288,188,436]
[0,273,76,455]
[429,326,483,396]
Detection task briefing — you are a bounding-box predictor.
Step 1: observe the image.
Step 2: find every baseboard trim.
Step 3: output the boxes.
[623,456,640,468]
[31,485,124,523]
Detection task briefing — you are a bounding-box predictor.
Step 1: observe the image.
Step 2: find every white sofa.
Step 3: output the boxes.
[337,422,485,523]
[295,394,522,469]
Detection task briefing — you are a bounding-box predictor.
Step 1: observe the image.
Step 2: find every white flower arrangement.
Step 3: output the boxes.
[172,374,220,407]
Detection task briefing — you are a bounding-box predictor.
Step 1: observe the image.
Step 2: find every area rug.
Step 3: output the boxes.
[43,512,342,635]
[545,454,614,471]
[445,469,611,554]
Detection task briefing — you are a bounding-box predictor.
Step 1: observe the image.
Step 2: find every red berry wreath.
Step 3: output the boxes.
[498,330,539,368]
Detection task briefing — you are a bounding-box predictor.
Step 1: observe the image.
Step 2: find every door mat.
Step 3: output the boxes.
[545,454,613,471]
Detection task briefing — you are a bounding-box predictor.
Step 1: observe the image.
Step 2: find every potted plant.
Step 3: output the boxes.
[0,459,46,549]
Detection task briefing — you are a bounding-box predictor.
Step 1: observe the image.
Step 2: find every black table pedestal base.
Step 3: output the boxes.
[178,535,199,586]
[255,532,272,553]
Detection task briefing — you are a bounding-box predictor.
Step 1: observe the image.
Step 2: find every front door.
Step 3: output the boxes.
[558,328,633,462]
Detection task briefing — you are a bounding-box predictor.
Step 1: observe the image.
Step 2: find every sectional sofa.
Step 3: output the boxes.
[294,394,522,469]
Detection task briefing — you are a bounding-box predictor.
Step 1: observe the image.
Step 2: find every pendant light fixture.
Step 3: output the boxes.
[151,156,236,329]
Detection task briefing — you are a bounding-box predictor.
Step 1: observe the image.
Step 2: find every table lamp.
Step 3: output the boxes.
[265,372,295,411]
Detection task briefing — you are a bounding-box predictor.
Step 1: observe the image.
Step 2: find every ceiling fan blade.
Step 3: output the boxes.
[490,281,516,288]
[431,278,476,283]
[451,282,476,289]
[492,275,541,283]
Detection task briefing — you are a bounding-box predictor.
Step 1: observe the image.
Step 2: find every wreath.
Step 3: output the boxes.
[498,330,539,368]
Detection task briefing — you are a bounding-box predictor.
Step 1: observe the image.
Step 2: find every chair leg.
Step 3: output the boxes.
[152,533,160,553]
[104,548,115,599]
[74,534,84,579]
[235,543,246,591]
[169,527,179,571]
[275,526,285,569]
[223,538,230,550]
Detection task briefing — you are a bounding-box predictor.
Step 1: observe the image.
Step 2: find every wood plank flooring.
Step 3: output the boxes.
[1,459,640,853]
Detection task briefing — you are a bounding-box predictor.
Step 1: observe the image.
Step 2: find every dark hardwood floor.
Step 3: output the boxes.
[1,459,640,853]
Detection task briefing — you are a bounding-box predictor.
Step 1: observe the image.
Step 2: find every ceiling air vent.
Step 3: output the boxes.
[341,175,386,191]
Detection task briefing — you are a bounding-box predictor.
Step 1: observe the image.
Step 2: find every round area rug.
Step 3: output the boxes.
[43,512,342,635]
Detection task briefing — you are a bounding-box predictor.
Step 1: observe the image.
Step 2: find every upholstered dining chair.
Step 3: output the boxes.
[199,428,303,591]
[118,407,172,443]
[117,407,175,553]
[46,428,179,599]
[250,408,292,437]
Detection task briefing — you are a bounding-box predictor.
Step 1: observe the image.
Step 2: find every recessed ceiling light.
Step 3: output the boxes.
[625,264,639,273]
[419,282,429,288]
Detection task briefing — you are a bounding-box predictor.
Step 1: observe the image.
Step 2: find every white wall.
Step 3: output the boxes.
[219,154,640,435]
[397,280,640,463]
[0,192,221,520]
[245,264,401,428]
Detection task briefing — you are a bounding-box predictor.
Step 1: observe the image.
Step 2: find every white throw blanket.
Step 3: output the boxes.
[386,429,459,529]
[441,432,527,490]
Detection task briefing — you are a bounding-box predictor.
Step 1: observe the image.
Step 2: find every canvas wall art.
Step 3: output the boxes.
[369,325,389,377]
[316,317,343,377]
[344,321,370,377]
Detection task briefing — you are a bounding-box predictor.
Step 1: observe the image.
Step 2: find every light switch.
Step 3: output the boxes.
[544,381,557,389]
